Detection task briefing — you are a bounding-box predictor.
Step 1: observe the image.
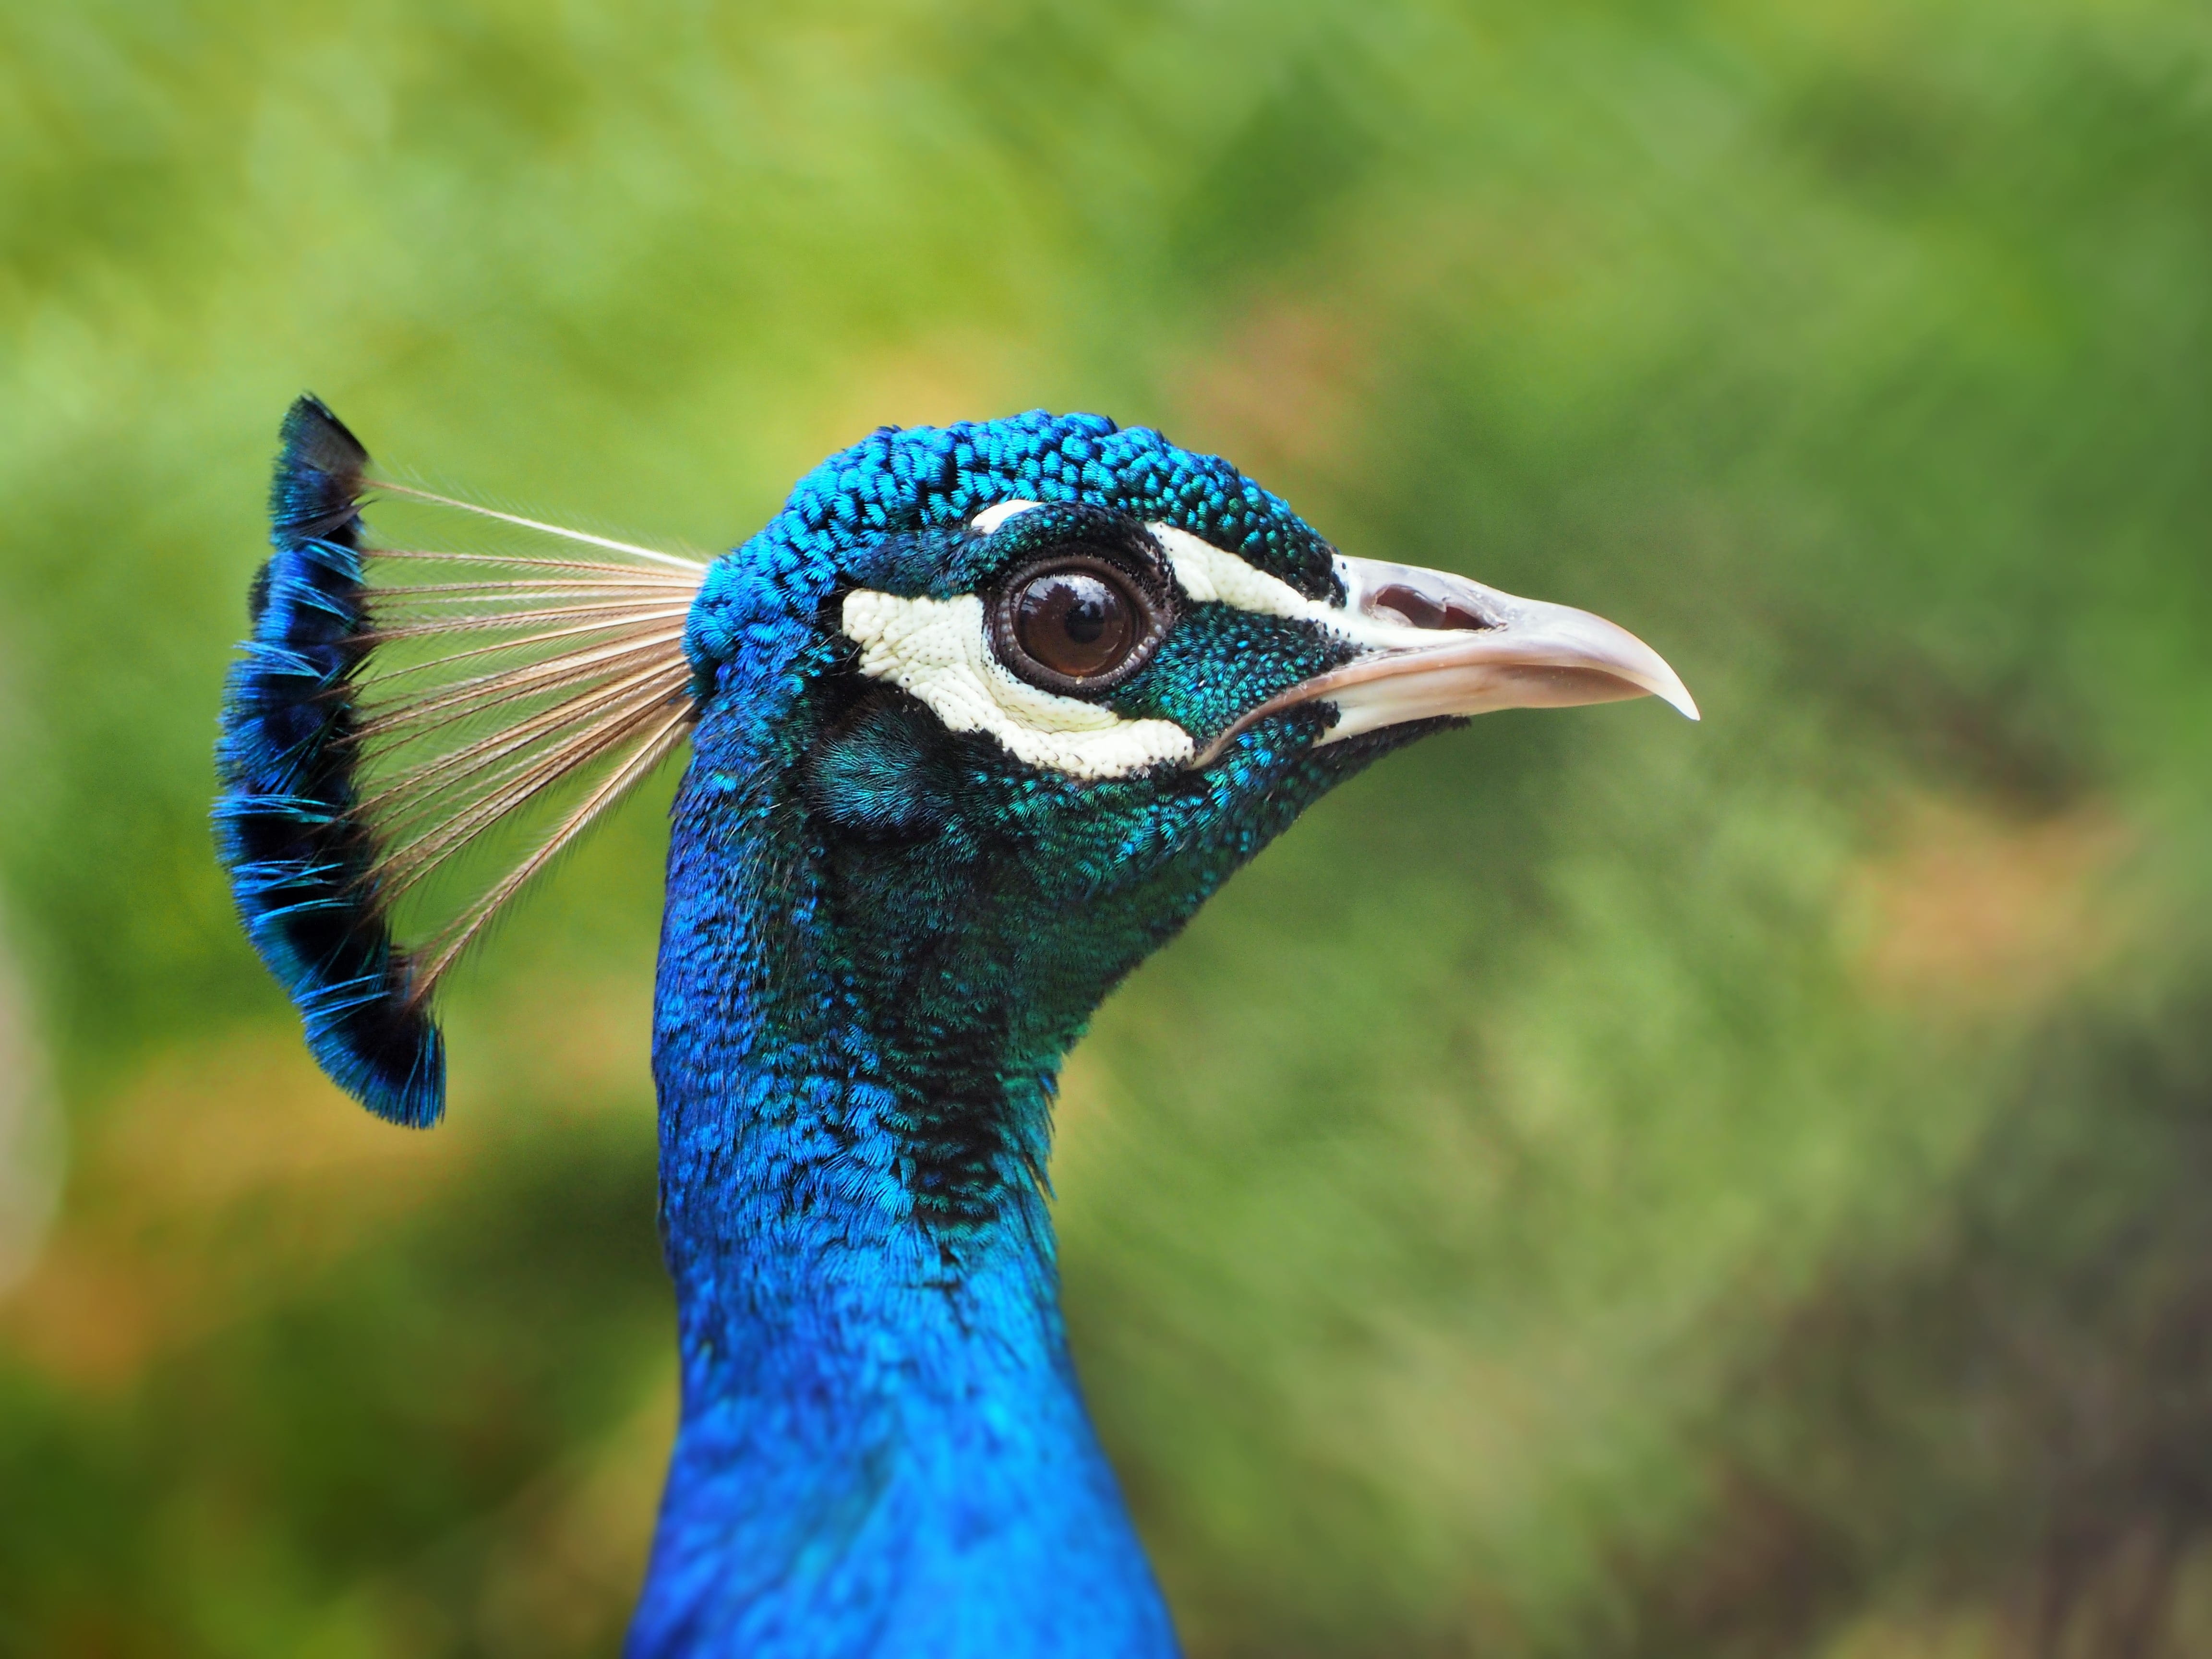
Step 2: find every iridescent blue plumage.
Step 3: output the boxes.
[220,400,1694,1657]
[215,397,444,1125]
[637,415,1374,1657]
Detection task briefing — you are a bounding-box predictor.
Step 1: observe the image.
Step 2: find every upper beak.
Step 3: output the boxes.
[1190,554,1697,767]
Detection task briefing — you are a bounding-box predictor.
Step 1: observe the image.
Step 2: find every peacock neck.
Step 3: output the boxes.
[628,698,1179,1659]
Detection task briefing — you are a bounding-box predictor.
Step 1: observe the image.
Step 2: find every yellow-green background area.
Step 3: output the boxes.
[4,3,2211,1655]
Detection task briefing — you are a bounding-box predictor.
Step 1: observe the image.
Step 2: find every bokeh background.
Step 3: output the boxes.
[4,2,2212,1654]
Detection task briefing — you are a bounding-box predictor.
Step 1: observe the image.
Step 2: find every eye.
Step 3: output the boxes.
[1018,570,1134,674]
[987,549,1172,696]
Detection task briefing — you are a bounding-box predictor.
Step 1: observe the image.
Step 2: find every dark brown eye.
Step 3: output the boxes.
[987,548,1172,696]
[1015,569,1136,679]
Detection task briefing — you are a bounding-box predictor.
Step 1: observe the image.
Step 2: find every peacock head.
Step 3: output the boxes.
[218,402,1695,1129]
[672,414,1696,1062]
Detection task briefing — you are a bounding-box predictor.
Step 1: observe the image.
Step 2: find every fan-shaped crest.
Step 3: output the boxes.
[215,396,703,1124]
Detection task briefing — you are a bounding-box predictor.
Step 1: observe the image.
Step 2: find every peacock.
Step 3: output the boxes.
[216,395,1695,1657]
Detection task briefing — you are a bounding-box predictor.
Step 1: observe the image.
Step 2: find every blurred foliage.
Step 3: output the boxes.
[2,0,2211,1654]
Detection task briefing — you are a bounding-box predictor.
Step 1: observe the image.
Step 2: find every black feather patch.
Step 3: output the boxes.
[214,395,445,1124]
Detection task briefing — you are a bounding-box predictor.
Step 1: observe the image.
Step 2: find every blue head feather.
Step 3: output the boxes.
[215,396,444,1126]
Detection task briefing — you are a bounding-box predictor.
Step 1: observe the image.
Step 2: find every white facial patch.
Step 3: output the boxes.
[839,589,1196,779]
[836,504,1448,780]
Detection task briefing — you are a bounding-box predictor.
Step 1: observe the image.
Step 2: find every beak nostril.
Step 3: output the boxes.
[1369,583,1496,632]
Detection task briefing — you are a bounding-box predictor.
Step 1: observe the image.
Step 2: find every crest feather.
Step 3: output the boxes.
[215,396,702,1125]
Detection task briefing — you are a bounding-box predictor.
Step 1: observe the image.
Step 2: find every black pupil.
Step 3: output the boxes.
[1013,569,1137,680]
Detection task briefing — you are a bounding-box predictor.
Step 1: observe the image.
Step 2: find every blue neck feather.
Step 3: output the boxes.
[629,654,1188,1658]
[622,420,1366,1651]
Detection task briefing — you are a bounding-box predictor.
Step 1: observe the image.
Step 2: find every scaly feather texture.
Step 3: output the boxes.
[216,396,703,1125]
[634,416,1372,1657]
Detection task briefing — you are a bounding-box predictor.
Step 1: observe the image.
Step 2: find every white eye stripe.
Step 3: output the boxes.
[1146,523,1322,623]
[863,509,1427,779]
[962,504,1428,651]
[1145,524,1447,651]
[967,499,1041,536]
[840,589,1193,780]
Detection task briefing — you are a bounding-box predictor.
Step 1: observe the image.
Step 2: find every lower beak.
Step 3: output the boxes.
[1191,554,1698,767]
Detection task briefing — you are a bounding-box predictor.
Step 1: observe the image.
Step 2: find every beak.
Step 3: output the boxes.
[1190,554,1697,767]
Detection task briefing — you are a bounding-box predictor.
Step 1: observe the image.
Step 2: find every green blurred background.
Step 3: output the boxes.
[4,1,2211,1654]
